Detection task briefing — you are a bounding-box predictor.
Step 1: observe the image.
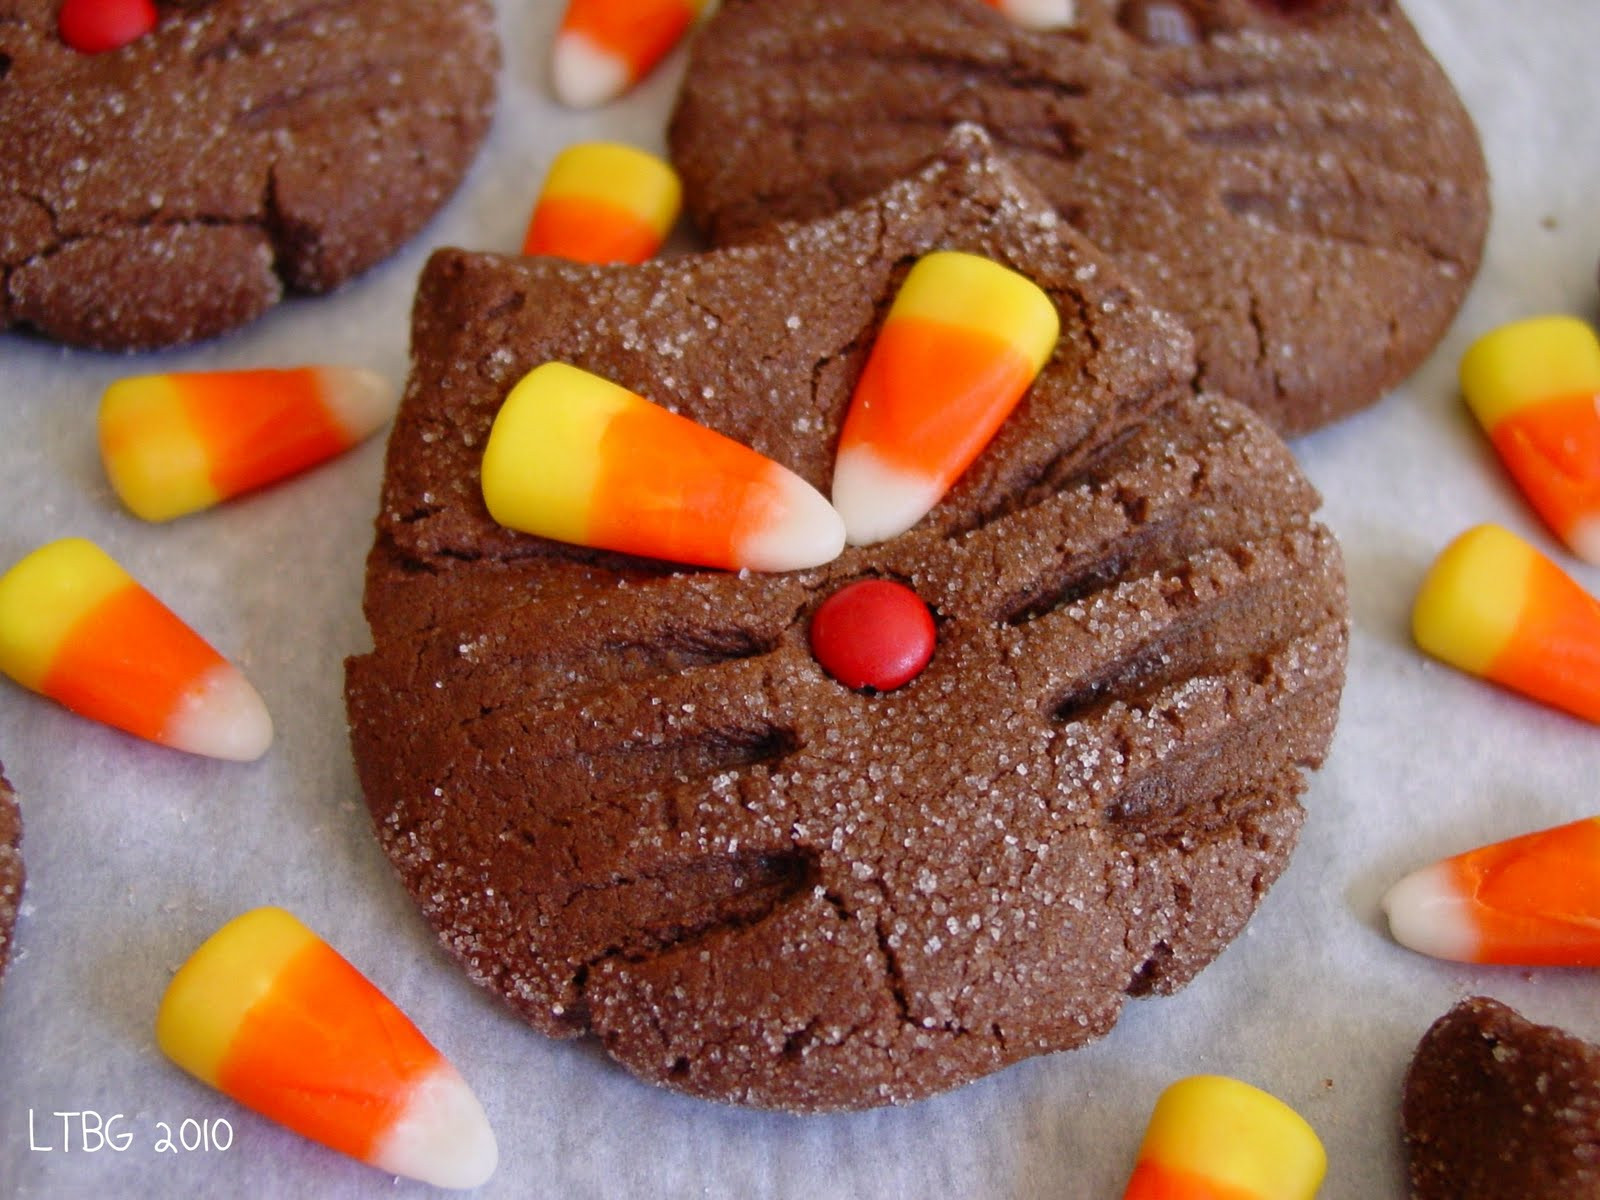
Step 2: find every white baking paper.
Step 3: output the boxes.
[2,2,1598,1196]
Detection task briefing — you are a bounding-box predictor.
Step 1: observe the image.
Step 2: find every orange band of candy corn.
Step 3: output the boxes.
[522,142,682,264]
[1124,1160,1265,1200]
[524,196,664,263]
[1488,396,1600,563]
[846,318,1042,479]
[157,907,496,1189]
[0,538,272,760]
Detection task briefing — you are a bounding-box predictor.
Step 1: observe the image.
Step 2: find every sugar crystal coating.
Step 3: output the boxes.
[669,0,1489,435]
[346,129,1348,1111]
[0,0,498,349]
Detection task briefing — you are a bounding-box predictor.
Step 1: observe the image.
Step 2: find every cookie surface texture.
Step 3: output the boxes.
[346,130,1349,1111]
[669,0,1489,435]
[0,764,22,983]
[0,0,498,350]
[1403,996,1600,1199]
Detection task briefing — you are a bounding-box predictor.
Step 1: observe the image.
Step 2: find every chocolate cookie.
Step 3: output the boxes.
[0,764,21,982]
[1403,996,1600,1199]
[0,0,498,350]
[346,129,1348,1111]
[668,0,1489,435]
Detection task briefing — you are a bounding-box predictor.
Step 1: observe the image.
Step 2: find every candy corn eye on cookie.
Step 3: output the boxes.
[668,0,1489,436]
[0,0,497,350]
[345,129,1348,1111]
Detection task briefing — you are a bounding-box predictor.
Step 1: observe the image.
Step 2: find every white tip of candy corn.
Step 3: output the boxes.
[164,662,274,762]
[1570,513,1600,567]
[551,32,630,108]
[1380,862,1477,963]
[832,446,944,547]
[321,368,399,443]
[739,469,848,573]
[370,1062,498,1190]
[996,0,1077,29]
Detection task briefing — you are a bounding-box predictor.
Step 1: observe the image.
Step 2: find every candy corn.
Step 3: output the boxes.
[831,251,1058,545]
[99,366,396,522]
[1122,1075,1327,1200]
[157,907,496,1189]
[0,538,272,761]
[522,142,682,264]
[981,0,1079,30]
[1412,523,1600,724]
[482,362,845,572]
[1460,316,1600,565]
[1382,817,1600,966]
[550,0,706,109]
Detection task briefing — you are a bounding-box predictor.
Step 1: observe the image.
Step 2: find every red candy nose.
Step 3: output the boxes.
[59,0,158,54]
[809,579,936,692]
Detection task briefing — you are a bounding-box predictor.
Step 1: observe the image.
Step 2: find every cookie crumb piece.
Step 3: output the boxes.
[1403,996,1600,1199]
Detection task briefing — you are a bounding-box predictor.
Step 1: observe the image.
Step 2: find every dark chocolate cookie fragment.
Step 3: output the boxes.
[0,0,498,349]
[669,0,1488,435]
[1403,996,1600,1200]
[346,129,1347,1111]
[0,765,22,982]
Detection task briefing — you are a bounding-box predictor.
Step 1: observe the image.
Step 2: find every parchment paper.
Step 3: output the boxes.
[2,2,1598,1196]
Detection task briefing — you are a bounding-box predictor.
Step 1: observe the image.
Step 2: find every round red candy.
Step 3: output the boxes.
[808,579,936,692]
[59,0,158,54]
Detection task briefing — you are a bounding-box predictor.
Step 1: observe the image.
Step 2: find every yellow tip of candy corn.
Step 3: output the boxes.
[99,367,395,523]
[1123,1075,1326,1200]
[832,251,1059,545]
[523,142,682,264]
[1382,816,1600,967]
[158,907,497,1190]
[1411,524,1529,677]
[482,362,844,572]
[1460,316,1600,430]
[0,538,272,761]
[1412,523,1600,724]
